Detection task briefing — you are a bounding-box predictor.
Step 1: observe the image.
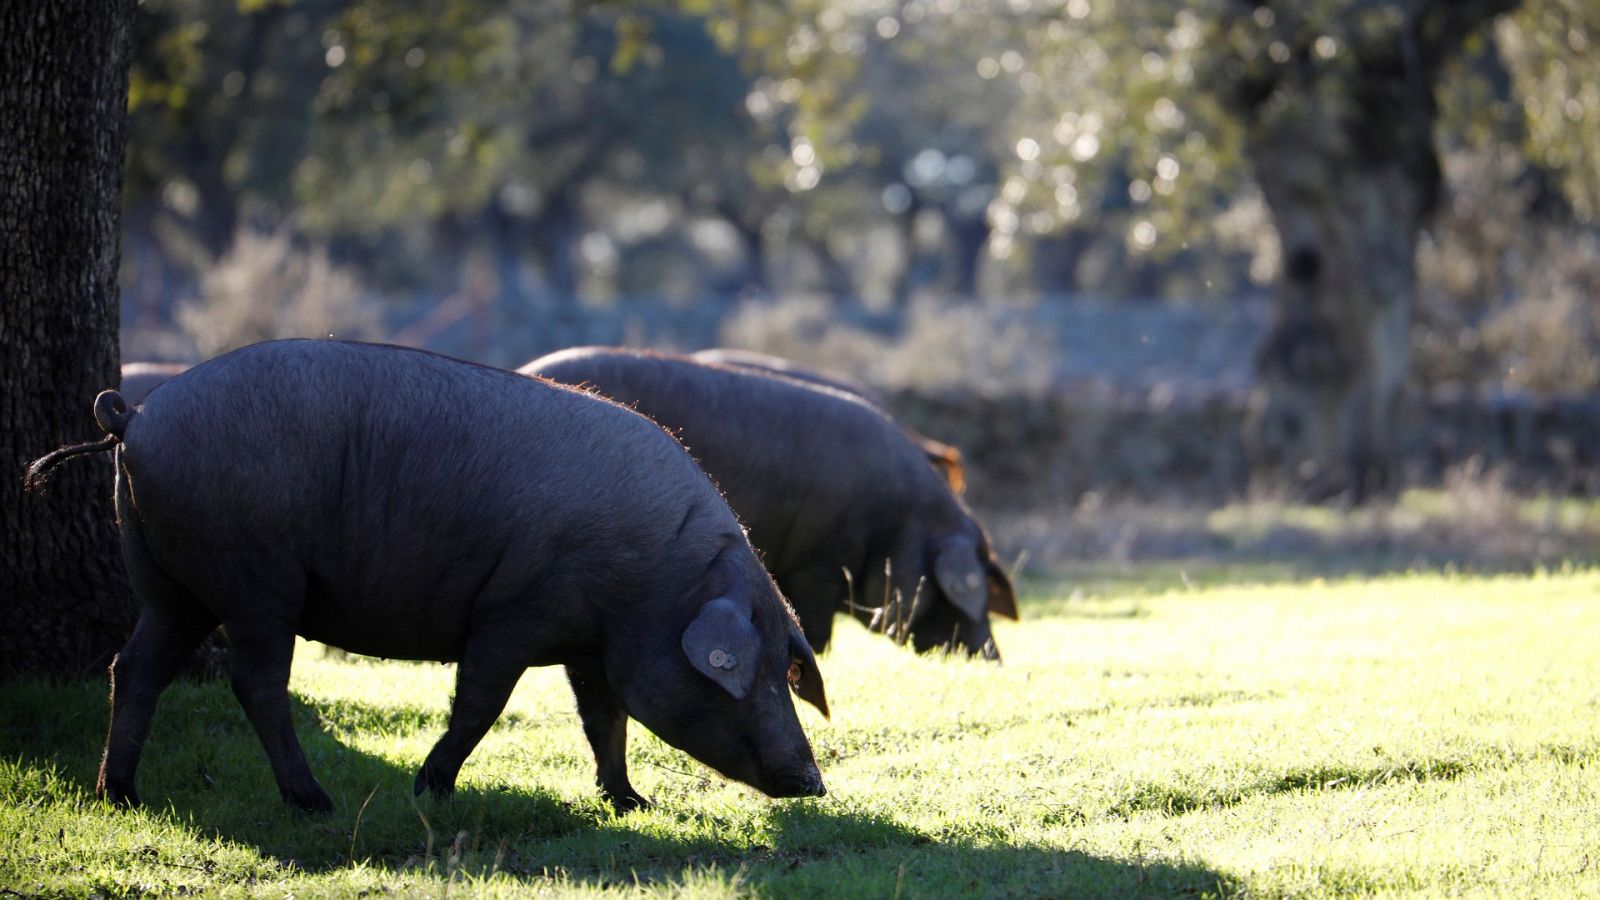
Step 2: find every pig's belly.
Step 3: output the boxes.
[295,587,475,662]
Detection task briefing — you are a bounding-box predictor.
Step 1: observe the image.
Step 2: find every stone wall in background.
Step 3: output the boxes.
[887,383,1600,507]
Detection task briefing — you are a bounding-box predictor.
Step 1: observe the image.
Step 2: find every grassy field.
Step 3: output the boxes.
[4,569,1599,897]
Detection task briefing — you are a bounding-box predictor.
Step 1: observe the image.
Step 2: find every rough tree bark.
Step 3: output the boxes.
[1,0,140,680]
[1237,0,1521,500]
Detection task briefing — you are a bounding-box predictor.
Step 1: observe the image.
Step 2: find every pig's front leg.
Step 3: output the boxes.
[415,637,526,800]
[565,662,649,813]
[777,565,845,653]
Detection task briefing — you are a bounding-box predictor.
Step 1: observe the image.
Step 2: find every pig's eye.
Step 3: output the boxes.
[787,659,802,689]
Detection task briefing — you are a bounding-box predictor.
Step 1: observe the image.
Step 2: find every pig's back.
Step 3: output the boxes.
[528,348,907,491]
[129,341,702,515]
[525,349,938,565]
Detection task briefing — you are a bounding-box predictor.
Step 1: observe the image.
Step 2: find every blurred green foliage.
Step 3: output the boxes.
[123,0,1596,372]
[1499,0,1600,220]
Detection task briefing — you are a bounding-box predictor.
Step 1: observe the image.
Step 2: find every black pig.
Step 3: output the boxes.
[521,348,1018,659]
[26,340,827,814]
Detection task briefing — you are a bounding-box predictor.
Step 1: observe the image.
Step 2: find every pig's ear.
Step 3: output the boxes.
[985,557,1020,620]
[934,539,988,623]
[788,626,830,719]
[682,598,761,700]
[920,439,966,494]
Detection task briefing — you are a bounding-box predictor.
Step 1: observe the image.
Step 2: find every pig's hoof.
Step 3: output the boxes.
[604,789,651,814]
[413,766,456,801]
[286,783,335,814]
[97,782,140,809]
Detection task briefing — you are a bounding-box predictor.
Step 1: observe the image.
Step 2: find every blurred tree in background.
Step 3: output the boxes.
[1499,0,1600,223]
[724,0,1588,498]
[121,0,1598,494]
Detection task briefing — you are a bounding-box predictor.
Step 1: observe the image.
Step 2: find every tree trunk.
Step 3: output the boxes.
[529,189,583,304]
[890,195,924,309]
[1247,129,1428,499]
[1029,227,1094,294]
[1239,0,1519,500]
[708,200,774,298]
[942,210,990,300]
[1,0,139,681]
[734,217,771,297]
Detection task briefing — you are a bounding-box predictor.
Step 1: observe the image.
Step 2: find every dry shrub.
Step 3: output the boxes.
[1478,233,1600,394]
[1437,456,1519,529]
[981,463,1599,577]
[1416,145,1600,395]
[178,229,383,358]
[718,295,1055,395]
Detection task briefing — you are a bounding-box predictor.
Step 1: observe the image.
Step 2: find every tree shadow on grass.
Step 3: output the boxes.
[0,678,1232,897]
[0,674,589,868]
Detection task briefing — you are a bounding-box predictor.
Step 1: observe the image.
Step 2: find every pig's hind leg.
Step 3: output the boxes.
[99,478,220,807]
[414,633,526,800]
[566,661,650,813]
[98,589,218,807]
[221,596,335,813]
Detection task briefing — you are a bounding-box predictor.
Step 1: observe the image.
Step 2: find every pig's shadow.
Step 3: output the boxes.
[0,678,1229,896]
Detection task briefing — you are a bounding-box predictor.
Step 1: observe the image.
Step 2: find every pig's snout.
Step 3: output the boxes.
[765,763,826,799]
[750,733,825,798]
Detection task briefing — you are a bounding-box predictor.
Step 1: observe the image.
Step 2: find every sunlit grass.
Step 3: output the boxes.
[4,570,1599,896]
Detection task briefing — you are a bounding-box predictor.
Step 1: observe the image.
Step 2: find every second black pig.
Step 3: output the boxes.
[522,347,1018,659]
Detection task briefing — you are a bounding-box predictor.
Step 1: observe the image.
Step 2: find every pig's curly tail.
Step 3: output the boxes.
[23,390,134,494]
[93,390,133,438]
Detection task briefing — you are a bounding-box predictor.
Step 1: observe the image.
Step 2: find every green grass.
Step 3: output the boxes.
[4,570,1600,897]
